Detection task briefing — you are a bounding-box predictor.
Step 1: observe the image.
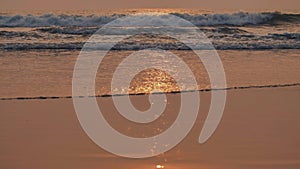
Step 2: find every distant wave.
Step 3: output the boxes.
[0,83,299,101]
[0,12,299,27]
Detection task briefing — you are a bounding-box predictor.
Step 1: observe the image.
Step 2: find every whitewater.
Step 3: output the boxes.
[0,11,299,50]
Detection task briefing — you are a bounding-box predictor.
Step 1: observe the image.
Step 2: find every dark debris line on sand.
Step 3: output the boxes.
[0,83,299,101]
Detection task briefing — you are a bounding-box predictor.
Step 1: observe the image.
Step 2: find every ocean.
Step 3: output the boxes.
[0,9,299,98]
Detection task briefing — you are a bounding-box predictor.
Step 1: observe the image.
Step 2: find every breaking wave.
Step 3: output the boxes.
[0,12,298,27]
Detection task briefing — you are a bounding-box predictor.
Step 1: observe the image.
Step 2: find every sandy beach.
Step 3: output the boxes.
[1,86,299,169]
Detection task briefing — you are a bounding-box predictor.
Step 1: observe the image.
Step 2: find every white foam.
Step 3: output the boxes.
[0,12,273,27]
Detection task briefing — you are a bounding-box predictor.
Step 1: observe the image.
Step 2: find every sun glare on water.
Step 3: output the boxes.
[156,164,165,168]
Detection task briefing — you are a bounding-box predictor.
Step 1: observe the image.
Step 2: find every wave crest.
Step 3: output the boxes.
[1,12,298,27]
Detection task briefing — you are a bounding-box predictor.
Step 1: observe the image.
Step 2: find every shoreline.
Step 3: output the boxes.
[0,82,299,101]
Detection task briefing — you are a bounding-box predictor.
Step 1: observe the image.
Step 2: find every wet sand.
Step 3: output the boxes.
[0,86,300,169]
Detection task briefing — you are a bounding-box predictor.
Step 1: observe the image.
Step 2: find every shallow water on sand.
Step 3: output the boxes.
[0,49,299,98]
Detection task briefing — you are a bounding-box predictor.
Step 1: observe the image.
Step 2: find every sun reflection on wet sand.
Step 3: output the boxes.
[129,68,181,94]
